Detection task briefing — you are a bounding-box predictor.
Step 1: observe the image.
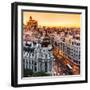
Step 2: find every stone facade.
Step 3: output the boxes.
[23,41,54,75]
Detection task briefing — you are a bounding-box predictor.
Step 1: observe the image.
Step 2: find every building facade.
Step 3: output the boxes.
[23,41,54,75]
[55,38,80,65]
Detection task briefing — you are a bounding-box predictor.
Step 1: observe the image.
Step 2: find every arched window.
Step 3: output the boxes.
[45,62,47,72]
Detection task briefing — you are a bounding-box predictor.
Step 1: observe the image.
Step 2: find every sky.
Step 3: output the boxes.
[23,11,80,28]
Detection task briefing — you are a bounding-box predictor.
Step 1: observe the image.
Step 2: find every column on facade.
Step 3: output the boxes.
[39,61,42,72]
[36,61,38,72]
[38,61,40,72]
[27,58,30,69]
[42,61,45,72]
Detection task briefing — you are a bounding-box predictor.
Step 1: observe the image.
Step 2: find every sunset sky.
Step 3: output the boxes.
[23,11,80,27]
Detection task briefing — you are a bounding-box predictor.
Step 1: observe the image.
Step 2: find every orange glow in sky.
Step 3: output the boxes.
[23,11,80,27]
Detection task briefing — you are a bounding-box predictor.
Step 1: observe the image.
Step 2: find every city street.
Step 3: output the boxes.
[52,47,80,75]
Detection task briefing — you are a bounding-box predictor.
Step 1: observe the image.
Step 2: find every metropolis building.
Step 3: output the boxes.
[23,41,54,75]
[23,17,54,75]
[54,33,80,65]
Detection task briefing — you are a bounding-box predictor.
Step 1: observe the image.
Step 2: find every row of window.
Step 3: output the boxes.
[23,59,52,72]
[56,41,80,62]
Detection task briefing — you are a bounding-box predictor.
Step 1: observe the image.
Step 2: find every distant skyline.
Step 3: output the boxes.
[23,11,80,28]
